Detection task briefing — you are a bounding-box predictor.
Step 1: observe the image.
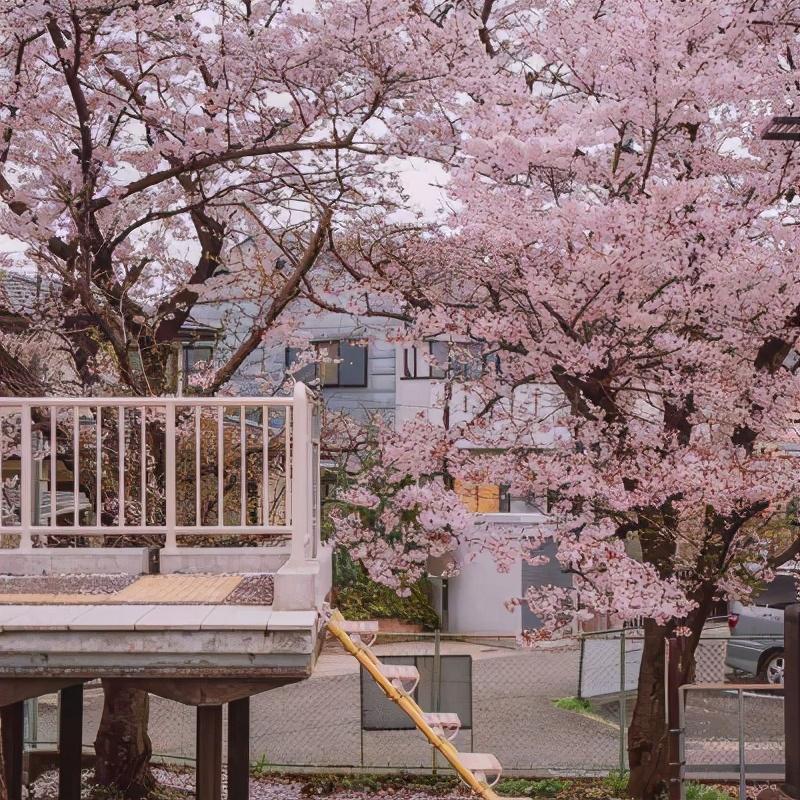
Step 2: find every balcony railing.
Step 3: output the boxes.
[0,383,320,561]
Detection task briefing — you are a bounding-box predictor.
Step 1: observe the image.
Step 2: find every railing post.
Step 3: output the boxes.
[164,403,177,552]
[311,398,321,559]
[19,404,32,550]
[737,687,746,800]
[290,383,310,563]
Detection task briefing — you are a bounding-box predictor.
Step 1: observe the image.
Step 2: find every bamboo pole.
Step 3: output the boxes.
[326,610,501,800]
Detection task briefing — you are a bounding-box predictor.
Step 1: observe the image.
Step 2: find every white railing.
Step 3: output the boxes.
[0,383,320,558]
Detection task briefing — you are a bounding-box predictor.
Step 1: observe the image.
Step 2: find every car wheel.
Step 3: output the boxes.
[760,652,785,685]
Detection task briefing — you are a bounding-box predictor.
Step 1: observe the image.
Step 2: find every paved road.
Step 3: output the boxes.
[683,688,783,778]
[34,638,623,774]
[32,638,783,778]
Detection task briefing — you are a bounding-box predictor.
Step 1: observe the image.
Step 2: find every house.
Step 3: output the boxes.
[0,270,222,395]
[190,281,563,636]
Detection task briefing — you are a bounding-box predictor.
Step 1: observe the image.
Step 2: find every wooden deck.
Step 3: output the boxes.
[0,573,270,605]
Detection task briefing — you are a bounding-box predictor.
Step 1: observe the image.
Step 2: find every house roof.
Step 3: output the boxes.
[0,271,54,315]
[176,316,221,341]
[0,270,220,341]
[0,344,45,396]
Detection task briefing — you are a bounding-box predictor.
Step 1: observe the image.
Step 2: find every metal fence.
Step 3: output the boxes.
[679,682,783,800]
[22,628,783,779]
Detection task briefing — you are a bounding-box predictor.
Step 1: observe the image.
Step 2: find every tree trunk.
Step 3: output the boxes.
[628,623,675,798]
[628,587,715,799]
[0,714,7,800]
[94,681,154,799]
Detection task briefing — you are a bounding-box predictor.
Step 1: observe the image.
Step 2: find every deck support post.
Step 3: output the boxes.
[59,683,83,800]
[196,705,223,800]
[1,700,24,800]
[227,697,250,800]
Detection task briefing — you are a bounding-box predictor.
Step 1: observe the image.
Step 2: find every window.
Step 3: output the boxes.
[183,342,214,390]
[498,485,541,514]
[403,346,418,379]
[454,479,502,512]
[285,340,368,388]
[429,341,449,378]
[403,342,446,379]
[403,345,418,379]
[454,480,542,514]
[402,341,498,380]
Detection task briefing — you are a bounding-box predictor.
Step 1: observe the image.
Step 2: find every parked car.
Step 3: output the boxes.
[725,572,797,684]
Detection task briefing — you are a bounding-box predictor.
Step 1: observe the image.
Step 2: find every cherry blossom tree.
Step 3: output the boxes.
[0,1,493,794]
[0,0,486,395]
[332,2,800,797]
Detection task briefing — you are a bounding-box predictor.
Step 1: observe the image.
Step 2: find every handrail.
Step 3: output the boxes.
[0,396,296,407]
[326,610,501,800]
[0,384,321,558]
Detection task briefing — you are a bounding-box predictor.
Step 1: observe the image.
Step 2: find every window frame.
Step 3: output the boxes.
[401,341,445,380]
[402,345,419,379]
[182,341,215,390]
[400,341,497,381]
[285,338,368,388]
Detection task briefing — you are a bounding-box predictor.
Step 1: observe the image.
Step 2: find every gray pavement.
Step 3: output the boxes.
[29,637,784,778]
[33,638,623,774]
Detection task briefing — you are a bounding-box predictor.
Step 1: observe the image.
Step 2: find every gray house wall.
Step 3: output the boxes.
[185,243,573,635]
[520,540,572,631]
[190,296,396,419]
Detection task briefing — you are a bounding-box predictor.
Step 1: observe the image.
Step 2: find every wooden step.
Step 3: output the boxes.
[422,712,461,740]
[340,619,379,646]
[458,753,502,786]
[378,663,420,693]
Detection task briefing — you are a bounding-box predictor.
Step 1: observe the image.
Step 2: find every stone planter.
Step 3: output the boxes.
[377,618,424,634]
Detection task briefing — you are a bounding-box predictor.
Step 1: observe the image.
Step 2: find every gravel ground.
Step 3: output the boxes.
[0,573,136,594]
[223,574,275,605]
[0,572,274,603]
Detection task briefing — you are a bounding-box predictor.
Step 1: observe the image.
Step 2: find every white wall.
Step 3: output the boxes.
[446,546,522,635]
[394,359,439,427]
[443,513,568,637]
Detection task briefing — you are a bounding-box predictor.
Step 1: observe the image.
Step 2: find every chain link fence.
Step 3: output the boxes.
[23,627,783,778]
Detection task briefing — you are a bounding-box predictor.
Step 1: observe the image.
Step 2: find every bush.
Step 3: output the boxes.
[333,552,440,629]
[299,773,456,796]
[529,779,569,796]
[552,697,593,714]
[497,778,568,796]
